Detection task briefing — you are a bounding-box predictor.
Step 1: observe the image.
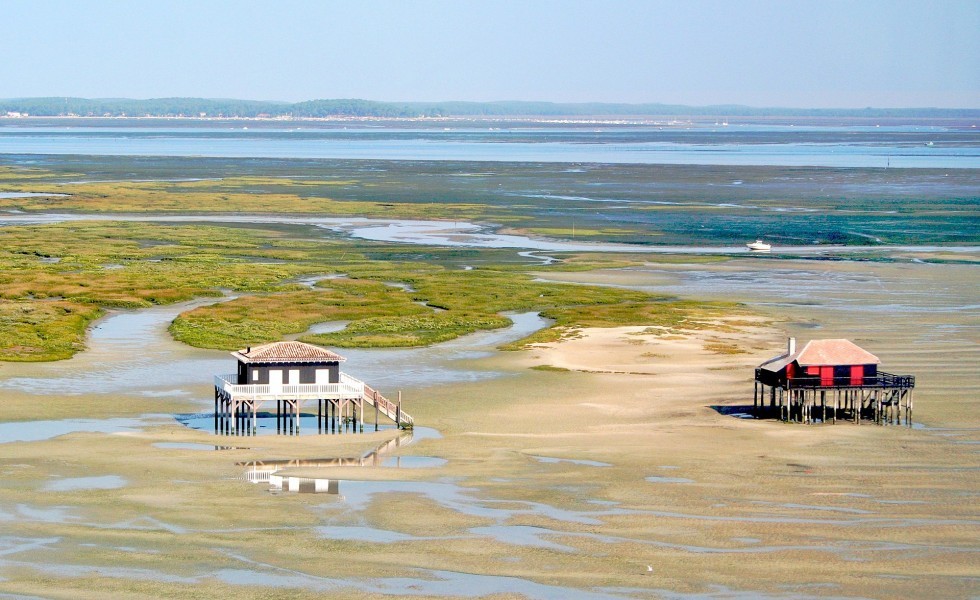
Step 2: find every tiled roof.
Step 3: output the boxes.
[759,339,880,371]
[795,339,879,366]
[232,341,346,363]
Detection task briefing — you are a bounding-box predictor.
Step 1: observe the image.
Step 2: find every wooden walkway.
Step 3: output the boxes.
[213,373,413,435]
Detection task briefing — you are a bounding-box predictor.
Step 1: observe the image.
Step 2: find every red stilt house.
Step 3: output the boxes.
[754,338,915,425]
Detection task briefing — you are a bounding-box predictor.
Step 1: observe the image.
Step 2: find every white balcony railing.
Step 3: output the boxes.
[214,372,365,401]
[214,371,412,428]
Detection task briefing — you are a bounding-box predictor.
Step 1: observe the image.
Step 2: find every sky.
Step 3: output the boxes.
[2,0,978,108]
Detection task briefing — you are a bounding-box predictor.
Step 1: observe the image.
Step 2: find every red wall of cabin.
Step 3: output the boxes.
[778,362,879,387]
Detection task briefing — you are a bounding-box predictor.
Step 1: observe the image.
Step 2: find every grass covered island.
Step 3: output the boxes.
[0,216,738,361]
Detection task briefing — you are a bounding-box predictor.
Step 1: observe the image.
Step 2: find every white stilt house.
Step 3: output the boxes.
[213,341,411,435]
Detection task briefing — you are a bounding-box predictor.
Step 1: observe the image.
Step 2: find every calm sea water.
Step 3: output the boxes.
[0,125,977,168]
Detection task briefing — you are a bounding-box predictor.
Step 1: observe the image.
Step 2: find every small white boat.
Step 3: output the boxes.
[746,240,772,251]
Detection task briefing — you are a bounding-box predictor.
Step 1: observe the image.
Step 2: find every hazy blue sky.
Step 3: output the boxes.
[3,0,977,108]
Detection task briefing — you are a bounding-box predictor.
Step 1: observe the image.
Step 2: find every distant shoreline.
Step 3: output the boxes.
[2,114,978,130]
[2,97,978,122]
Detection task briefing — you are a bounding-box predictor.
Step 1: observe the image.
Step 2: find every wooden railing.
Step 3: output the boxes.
[363,382,413,428]
[777,371,916,390]
[214,373,365,399]
[214,372,413,428]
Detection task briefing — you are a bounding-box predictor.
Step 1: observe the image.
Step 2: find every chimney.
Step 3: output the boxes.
[787,337,796,355]
[246,346,251,353]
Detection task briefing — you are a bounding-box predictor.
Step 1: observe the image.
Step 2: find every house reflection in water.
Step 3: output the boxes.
[271,475,339,494]
[238,430,417,495]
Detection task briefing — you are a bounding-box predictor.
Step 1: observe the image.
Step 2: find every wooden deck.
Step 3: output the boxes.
[213,372,413,435]
[754,370,915,426]
[784,372,915,390]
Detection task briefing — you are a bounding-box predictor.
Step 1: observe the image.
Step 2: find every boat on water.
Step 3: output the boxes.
[746,240,772,251]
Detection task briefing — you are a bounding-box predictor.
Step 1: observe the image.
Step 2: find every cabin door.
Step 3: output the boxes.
[268,369,283,389]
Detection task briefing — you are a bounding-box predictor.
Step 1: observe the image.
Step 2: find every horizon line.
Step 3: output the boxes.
[2,96,979,113]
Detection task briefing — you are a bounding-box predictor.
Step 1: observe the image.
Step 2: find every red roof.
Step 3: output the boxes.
[232,341,346,364]
[759,339,880,372]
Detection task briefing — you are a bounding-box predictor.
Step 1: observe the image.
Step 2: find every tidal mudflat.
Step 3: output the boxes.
[0,130,977,598]
[1,255,976,599]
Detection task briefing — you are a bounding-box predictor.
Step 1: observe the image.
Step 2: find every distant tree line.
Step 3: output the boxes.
[1,97,976,119]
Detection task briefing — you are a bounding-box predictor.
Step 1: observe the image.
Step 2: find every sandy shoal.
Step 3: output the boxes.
[0,292,977,599]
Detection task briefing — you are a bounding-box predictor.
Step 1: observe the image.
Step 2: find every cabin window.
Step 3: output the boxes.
[288,369,300,385]
[806,366,819,376]
[252,370,259,382]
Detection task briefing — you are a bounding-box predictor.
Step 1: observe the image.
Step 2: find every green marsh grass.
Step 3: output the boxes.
[0,300,103,361]
[7,160,976,247]
[0,214,747,359]
[304,312,512,348]
[6,156,966,360]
